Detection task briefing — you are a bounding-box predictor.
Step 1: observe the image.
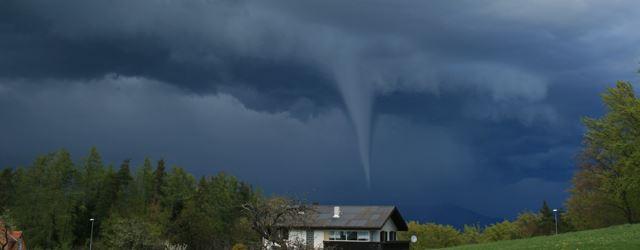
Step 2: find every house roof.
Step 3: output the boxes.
[286,205,408,231]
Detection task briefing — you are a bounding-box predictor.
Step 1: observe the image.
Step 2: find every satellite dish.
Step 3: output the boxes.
[411,235,418,243]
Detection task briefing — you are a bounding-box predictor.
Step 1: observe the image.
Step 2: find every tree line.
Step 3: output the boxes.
[399,201,571,249]
[0,148,264,249]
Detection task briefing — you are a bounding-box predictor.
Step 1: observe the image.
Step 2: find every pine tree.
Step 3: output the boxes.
[0,168,14,210]
[152,159,166,204]
[164,167,195,221]
[538,201,555,235]
[108,160,134,216]
[116,159,133,189]
[74,147,105,246]
[82,148,105,198]
[140,158,154,205]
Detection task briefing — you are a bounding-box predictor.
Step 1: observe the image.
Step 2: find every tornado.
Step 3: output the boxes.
[333,63,374,188]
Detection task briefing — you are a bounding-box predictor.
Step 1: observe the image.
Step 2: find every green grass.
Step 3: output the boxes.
[444,224,640,250]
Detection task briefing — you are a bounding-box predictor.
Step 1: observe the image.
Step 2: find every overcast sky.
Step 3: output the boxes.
[2,0,640,222]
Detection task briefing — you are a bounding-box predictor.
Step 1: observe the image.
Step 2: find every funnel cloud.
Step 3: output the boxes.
[333,63,375,187]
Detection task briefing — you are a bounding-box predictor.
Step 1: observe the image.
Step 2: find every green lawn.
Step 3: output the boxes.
[443,224,640,250]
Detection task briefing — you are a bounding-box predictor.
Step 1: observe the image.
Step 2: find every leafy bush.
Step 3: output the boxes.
[403,221,463,249]
[100,216,163,249]
[482,220,521,242]
[461,224,482,244]
[514,211,541,238]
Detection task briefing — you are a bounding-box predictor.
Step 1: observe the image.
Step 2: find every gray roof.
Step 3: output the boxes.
[285,205,408,231]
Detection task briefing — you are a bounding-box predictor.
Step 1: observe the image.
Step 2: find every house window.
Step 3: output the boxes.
[357,231,369,241]
[329,231,346,240]
[347,231,358,240]
[389,231,397,241]
[380,231,388,242]
[329,231,370,241]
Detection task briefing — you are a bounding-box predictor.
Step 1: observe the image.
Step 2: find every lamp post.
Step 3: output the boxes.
[552,209,558,235]
[89,218,95,250]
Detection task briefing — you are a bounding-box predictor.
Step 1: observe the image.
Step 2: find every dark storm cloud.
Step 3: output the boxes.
[3,0,638,117]
[4,0,638,110]
[0,1,547,95]
[2,0,640,220]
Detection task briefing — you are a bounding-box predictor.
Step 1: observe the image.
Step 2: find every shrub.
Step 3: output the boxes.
[100,216,163,249]
[514,211,541,237]
[482,220,521,242]
[403,221,463,249]
[461,224,482,244]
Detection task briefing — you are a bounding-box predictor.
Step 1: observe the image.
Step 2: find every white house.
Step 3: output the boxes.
[278,205,409,249]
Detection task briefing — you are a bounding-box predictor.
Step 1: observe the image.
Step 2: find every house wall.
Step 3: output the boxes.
[288,220,400,249]
[313,230,324,249]
[372,219,398,242]
[382,218,398,232]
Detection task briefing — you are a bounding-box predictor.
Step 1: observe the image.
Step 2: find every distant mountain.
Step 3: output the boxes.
[403,204,502,229]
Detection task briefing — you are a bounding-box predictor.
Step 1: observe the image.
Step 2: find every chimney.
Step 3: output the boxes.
[333,206,341,218]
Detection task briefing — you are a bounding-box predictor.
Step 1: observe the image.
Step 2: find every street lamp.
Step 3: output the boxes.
[89,218,95,250]
[552,209,558,235]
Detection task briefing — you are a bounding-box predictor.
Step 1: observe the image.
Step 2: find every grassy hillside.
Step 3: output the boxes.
[443,224,640,250]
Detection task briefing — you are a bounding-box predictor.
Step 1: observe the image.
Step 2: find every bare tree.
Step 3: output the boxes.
[241,197,313,250]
